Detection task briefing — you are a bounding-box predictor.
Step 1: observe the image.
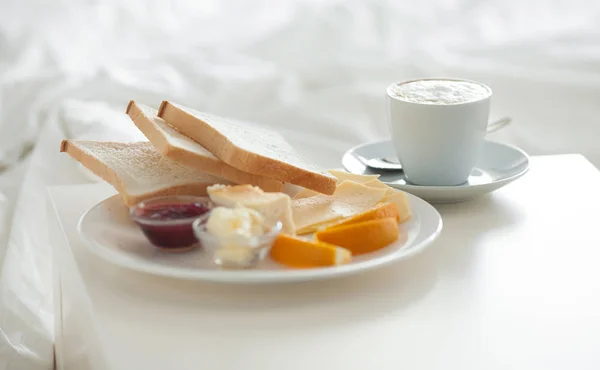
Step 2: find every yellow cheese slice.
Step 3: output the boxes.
[328,170,380,184]
[292,180,387,233]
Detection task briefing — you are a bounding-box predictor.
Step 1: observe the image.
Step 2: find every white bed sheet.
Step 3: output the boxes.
[1,0,599,368]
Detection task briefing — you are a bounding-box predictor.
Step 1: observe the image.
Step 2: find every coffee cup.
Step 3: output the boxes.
[386,78,492,186]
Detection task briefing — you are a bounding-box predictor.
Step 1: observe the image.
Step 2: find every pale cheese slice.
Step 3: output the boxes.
[364,179,411,222]
[293,170,382,200]
[295,219,342,235]
[379,188,412,223]
[207,184,296,235]
[384,188,398,196]
[328,170,380,184]
[292,180,387,233]
[363,178,390,190]
[292,188,320,200]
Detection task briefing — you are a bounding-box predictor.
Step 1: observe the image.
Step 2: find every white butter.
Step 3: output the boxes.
[205,206,267,267]
[207,184,296,235]
[206,206,265,241]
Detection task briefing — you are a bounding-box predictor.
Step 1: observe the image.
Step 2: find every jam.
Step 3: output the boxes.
[142,203,210,221]
[130,196,213,251]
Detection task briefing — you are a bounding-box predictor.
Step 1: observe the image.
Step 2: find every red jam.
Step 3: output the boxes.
[131,197,212,251]
[142,203,210,221]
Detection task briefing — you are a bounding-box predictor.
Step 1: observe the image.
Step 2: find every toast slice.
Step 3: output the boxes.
[207,184,295,235]
[157,101,337,195]
[126,101,284,192]
[60,140,228,206]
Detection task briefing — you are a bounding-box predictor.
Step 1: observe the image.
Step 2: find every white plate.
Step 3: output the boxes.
[77,193,442,284]
[342,140,530,203]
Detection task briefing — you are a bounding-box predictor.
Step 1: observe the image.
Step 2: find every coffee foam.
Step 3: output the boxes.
[388,79,490,105]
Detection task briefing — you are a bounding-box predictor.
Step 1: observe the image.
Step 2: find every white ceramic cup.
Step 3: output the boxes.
[386,78,492,186]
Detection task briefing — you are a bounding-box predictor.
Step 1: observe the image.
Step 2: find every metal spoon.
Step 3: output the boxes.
[362,116,512,171]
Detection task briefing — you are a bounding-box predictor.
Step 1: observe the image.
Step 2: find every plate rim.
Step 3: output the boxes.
[343,139,530,192]
[77,193,443,284]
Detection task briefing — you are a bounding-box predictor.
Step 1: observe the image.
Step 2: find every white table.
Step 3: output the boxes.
[48,154,600,370]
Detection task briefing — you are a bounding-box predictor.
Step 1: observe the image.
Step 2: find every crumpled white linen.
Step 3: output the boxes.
[1,0,599,368]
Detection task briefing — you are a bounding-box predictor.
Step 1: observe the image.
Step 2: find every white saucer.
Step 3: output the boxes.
[342,140,530,204]
[77,193,442,284]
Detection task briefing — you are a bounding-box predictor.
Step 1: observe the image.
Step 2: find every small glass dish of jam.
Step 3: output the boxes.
[192,208,282,269]
[130,195,213,252]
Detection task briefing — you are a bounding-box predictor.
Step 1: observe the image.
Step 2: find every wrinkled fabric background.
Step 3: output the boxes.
[1,0,599,368]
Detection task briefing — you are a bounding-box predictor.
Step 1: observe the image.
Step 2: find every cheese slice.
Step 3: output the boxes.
[363,178,390,190]
[328,170,380,184]
[363,179,411,222]
[379,188,412,223]
[295,219,343,235]
[207,184,296,235]
[365,179,412,222]
[384,188,397,196]
[292,188,320,200]
[292,180,387,233]
[293,170,382,200]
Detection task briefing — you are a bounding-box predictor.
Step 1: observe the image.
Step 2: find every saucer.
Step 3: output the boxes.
[342,140,530,203]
